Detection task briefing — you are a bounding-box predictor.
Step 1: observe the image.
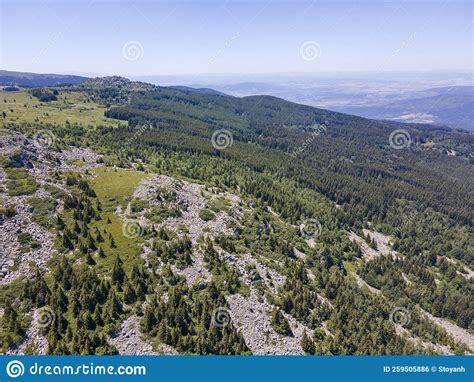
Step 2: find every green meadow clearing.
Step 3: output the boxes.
[89,167,149,274]
[0,89,121,128]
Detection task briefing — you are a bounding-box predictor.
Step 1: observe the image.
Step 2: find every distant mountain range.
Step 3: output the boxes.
[142,73,473,131]
[170,86,226,96]
[0,70,88,87]
[331,86,474,131]
[1,70,472,130]
[205,82,474,131]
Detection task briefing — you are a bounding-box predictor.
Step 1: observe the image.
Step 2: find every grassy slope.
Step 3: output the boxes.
[0,90,120,128]
[89,167,148,274]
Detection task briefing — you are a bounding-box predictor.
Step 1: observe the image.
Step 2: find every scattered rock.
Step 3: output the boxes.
[109,315,178,355]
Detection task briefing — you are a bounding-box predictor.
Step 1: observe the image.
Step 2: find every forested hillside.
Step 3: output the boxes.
[0,77,472,355]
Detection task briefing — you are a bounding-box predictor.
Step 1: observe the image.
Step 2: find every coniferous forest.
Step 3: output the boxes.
[0,76,472,356]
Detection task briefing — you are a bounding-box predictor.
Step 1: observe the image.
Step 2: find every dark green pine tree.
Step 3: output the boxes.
[93,304,104,327]
[94,227,104,243]
[69,290,81,319]
[85,252,96,265]
[104,289,122,320]
[62,232,74,250]
[271,309,293,337]
[301,329,315,354]
[86,233,96,251]
[141,305,156,332]
[157,319,170,344]
[73,221,81,234]
[111,256,126,287]
[81,221,89,237]
[56,215,65,230]
[110,235,117,248]
[123,283,136,304]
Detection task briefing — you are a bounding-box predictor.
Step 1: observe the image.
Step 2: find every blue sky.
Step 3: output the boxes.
[0,0,472,75]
